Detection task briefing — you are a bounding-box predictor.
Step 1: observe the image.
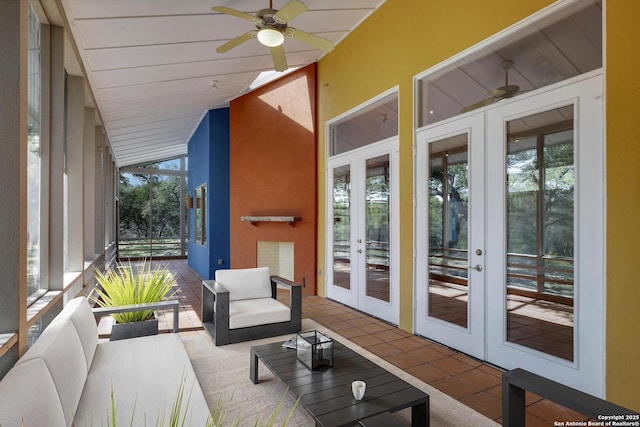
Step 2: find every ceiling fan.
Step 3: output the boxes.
[212,0,335,72]
[461,60,520,113]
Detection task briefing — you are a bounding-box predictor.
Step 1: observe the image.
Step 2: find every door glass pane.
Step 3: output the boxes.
[417,1,601,126]
[365,155,390,302]
[333,165,351,289]
[506,106,574,361]
[428,135,469,327]
[330,93,398,156]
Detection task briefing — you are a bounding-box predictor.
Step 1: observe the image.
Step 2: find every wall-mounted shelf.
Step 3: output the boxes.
[241,216,298,226]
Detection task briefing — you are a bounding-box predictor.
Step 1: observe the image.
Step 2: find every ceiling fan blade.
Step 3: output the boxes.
[270,45,288,72]
[489,88,508,98]
[274,0,307,23]
[461,97,498,113]
[461,59,521,113]
[216,31,258,53]
[212,6,260,22]
[287,27,334,52]
[490,84,519,98]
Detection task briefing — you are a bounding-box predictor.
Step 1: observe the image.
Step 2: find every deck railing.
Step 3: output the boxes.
[117,237,186,258]
[334,243,574,304]
[429,248,574,305]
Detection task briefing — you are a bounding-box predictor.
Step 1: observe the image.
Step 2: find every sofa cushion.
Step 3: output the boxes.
[16,317,89,426]
[215,267,271,301]
[75,334,210,427]
[49,297,98,369]
[228,298,291,329]
[0,358,66,427]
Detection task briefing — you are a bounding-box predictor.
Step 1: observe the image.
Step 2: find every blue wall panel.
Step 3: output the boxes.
[208,108,230,275]
[187,108,230,279]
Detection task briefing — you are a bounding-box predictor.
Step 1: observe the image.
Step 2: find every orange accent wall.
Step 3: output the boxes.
[229,64,317,295]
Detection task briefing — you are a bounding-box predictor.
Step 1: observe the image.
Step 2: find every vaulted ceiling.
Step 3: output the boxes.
[49,0,601,167]
[57,0,387,166]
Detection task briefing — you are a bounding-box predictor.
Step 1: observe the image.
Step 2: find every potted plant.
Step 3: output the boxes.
[91,259,176,341]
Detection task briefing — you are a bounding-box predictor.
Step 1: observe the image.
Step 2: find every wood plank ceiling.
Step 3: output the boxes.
[60,0,387,166]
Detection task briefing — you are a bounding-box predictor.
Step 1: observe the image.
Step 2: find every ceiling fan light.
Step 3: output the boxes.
[257,28,284,47]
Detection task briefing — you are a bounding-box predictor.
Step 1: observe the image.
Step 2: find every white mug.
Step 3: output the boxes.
[352,380,366,400]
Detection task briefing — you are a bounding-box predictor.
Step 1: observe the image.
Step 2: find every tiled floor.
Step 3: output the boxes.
[156,259,587,426]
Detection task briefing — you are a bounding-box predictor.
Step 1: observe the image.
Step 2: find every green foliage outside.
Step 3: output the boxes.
[120,174,182,240]
[429,161,469,251]
[331,163,391,266]
[506,138,574,296]
[119,166,187,258]
[332,171,350,260]
[429,158,469,280]
[506,141,574,258]
[427,134,574,295]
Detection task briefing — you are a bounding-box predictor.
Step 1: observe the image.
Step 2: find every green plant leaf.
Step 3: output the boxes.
[90,259,176,324]
[100,372,299,426]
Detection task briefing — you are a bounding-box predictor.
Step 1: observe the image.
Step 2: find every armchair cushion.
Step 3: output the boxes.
[215,267,271,301]
[228,298,291,329]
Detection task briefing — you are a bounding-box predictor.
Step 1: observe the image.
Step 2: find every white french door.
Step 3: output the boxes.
[326,138,399,325]
[415,113,486,359]
[485,74,604,396]
[415,72,604,396]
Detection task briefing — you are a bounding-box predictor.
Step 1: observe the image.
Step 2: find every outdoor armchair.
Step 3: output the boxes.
[201,267,302,346]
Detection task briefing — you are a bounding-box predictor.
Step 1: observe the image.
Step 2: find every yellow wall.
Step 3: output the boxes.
[605,1,640,411]
[317,0,640,409]
[316,0,553,334]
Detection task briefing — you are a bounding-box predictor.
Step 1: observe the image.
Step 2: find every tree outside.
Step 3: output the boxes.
[118,158,187,258]
[506,131,574,297]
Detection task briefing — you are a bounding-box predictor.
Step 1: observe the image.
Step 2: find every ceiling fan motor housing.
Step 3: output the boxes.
[256,9,288,30]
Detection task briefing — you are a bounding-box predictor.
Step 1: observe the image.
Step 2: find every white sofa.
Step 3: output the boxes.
[0,297,210,427]
[202,267,302,346]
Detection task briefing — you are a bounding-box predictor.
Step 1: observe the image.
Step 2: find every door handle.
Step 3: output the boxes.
[357,249,363,253]
[468,264,483,272]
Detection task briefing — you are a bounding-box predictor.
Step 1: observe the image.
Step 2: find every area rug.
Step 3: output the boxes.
[180,319,498,426]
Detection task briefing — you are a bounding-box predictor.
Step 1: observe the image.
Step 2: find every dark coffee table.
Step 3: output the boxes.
[250,339,429,427]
